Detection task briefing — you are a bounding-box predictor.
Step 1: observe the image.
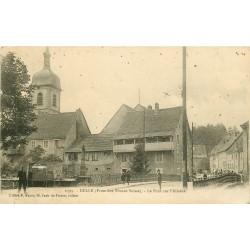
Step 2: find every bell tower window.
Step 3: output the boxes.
[53,94,57,107]
[37,93,43,105]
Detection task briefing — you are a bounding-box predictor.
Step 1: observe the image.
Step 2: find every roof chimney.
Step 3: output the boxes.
[155,102,159,109]
[148,105,152,110]
[155,102,159,114]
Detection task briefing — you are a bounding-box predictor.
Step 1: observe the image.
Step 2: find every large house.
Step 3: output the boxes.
[26,110,91,160]
[113,103,192,175]
[63,103,192,176]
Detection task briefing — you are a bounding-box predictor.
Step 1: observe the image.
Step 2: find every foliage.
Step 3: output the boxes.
[1,52,37,149]
[130,143,150,173]
[27,146,63,165]
[193,124,227,154]
[40,154,63,164]
[27,145,45,163]
[0,161,11,176]
[0,160,19,177]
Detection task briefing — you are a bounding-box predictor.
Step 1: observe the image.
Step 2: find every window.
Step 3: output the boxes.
[31,140,36,148]
[54,139,59,147]
[156,152,163,163]
[53,94,57,107]
[37,93,43,105]
[95,168,98,171]
[43,140,49,148]
[85,152,89,161]
[176,135,180,145]
[104,151,111,156]
[92,152,98,161]
[68,153,78,161]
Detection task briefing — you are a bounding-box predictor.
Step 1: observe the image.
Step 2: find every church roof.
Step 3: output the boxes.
[32,47,61,90]
[114,106,182,139]
[66,134,113,152]
[28,112,78,139]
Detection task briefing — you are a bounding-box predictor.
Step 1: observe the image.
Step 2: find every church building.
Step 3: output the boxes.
[25,48,91,160]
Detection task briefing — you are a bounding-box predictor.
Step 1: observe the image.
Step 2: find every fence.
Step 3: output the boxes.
[193,173,242,188]
[86,173,181,186]
[1,173,181,189]
[1,178,19,189]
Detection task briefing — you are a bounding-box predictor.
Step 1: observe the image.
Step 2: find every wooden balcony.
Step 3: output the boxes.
[113,142,174,153]
[145,142,174,151]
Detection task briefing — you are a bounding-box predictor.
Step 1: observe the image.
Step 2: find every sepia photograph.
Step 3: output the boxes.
[0,46,249,204]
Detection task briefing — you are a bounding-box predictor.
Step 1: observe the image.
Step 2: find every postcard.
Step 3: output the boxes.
[1,46,249,204]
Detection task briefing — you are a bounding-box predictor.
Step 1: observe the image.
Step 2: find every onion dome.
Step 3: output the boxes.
[32,47,61,90]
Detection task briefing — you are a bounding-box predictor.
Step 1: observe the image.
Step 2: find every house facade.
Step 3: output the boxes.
[240,121,249,181]
[64,103,192,176]
[209,126,247,174]
[65,134,113,175]
[25,110,91,159]
[113,103,192,175]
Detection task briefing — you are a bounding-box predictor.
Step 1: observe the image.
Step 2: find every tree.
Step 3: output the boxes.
[130,143,150,173]
[27,145,45,164]
[193,123,227,154]
[1,52,37,149]
[40,154,63,164]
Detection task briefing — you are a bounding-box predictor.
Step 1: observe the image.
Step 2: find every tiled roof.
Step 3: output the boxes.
[134,104,147,111]
[227,133,243,153]
[114,106,182,139]
[240,121,249,130]
[28,112,77,139]
[66,134,113,152]
[210,133,242,155]
[193,145,207,158]
[101,104,133,134]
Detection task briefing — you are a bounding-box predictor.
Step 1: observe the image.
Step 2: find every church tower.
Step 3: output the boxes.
[32,47,62,115]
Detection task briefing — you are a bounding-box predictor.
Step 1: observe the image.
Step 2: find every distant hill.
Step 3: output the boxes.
[193,124,229,154]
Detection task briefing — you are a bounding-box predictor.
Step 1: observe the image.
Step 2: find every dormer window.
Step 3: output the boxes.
[53,94,57,107]
[37,93,43,105]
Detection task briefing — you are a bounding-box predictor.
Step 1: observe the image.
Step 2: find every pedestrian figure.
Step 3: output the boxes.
[18,166,27,194]
[126,170,131,185]
[240,171,244,184]
[157,169,162,190]
[121,171,126,185]
[203,172,207,179]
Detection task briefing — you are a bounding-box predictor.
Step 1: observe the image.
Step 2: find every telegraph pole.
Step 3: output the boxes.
[182,47,188,189]
[191,122,194,178]
[142,107,146,168]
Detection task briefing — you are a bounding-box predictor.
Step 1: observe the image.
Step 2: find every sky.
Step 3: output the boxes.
[1,46,249,133]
